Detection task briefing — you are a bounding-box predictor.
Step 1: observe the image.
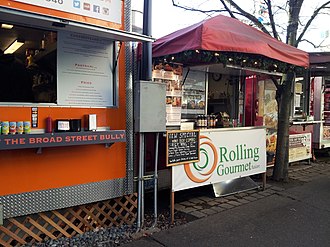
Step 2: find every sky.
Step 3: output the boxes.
[132,0,330,52]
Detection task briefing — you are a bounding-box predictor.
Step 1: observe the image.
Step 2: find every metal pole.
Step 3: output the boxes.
[137,133,145,229]
[152,132,159,227]
[124,0,134,195]
[137,133,142,229]
[141,133,145,227]
[262,172,267,191]
[141,0,152,81]
[171,190,175,224]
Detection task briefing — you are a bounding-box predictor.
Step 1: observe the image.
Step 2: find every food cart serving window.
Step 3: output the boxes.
[0,25,117,107]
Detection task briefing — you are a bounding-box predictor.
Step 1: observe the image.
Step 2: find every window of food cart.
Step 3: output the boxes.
[0,23,117,107]
[152,63,244,131]
[181,70,206,122]
[293,77,310,118]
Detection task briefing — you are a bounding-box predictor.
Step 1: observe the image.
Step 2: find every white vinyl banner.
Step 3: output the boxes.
[172,128,267,192]
[13,0,122,24]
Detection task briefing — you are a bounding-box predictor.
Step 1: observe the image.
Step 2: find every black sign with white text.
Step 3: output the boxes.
[166,130,200,166]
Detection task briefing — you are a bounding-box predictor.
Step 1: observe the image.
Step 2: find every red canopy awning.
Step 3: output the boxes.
[153,15,309,68]
[309,52,330,64]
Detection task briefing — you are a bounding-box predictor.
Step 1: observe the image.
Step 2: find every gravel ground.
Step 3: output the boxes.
[22,210,189,247]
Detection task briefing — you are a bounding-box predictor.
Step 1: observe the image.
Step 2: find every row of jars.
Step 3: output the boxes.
[0,121,31,135]
[196,115,217,129]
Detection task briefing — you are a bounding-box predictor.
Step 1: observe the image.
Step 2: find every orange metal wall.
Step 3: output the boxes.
[0,0,123,30]
[0,53,128,196]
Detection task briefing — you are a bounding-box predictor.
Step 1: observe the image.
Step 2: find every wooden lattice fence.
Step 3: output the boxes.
[0,193,137,247]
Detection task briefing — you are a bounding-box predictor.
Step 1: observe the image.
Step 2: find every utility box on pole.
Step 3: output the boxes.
[134,81,166,132]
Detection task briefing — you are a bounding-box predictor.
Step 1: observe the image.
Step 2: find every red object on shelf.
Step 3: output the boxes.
[46,116,53,133]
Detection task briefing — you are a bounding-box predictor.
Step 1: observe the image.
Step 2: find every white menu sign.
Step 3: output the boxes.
[289,133,312,163]
[57,31,114,107]
[166,76,183,126]
[13,0,122,24]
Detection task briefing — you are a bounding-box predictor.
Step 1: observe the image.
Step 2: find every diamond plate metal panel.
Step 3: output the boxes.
[124,0,134,194]
[0,204,3,225]
[0,178,127,219]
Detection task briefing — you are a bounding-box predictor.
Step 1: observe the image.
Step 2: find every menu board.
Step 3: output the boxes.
[57,31,114,107]
[166,130,200,166]
[263,81,278,129]
[181,70,206,117]
[153,63,183,126]
[289,133,312,163]
[166,79,183,126]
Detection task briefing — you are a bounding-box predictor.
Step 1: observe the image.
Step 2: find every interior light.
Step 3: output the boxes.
[4,39,25,54]
[214,52,220,56]
[226,64,283,76]
[315,66,327,69]
[1,23,13,29]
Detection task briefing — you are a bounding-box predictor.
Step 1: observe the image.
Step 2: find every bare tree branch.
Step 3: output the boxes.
[265,0,280,40]
[171,0,271,35]
[171,0,225,16]
[300,38,329,49]
[224,0,271,36]
[273,0,289,15]
[219,0,235,18]
[300,39,319,48]
[296,1,330,46]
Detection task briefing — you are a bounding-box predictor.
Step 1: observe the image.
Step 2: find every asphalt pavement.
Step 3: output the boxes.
[123,160,330,247]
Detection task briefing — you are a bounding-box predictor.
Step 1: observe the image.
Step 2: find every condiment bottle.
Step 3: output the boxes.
[46,116,53,133]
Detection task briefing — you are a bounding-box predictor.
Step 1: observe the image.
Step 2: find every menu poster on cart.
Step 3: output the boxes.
[152,62,183,126]
[57,31,114,107]
[289,133,312,163]
[181,70,206,117]
[166,80,182,126]
[13,0,122,24]
[322,126,330,140]
[264,87,278,129]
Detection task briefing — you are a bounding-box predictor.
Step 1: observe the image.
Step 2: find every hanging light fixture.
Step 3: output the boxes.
[1,23,13,29]
[4,39,25,54]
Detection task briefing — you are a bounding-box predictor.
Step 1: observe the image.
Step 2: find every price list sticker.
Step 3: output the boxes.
[166,130,200,166]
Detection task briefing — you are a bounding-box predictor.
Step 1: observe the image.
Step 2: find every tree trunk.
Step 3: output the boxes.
[272,70,295,182]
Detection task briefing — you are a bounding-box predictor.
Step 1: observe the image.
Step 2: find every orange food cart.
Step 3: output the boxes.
[0,1,152,244]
